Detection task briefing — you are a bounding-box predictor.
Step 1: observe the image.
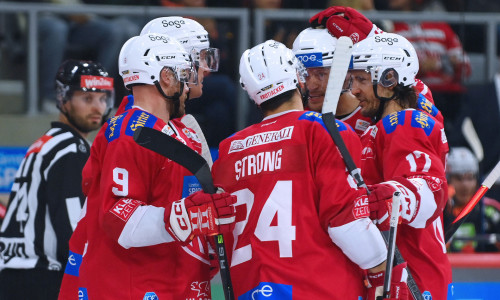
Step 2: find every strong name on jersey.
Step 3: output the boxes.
[213,110,379,299]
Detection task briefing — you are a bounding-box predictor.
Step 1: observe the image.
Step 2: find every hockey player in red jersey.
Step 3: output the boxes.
[212,40,410,299]
[292,27,372,135]
[141,16,220,101]
[72,33,236,300]
[348,32,452,299]
[58,17,222,299]
[306,7,444,126]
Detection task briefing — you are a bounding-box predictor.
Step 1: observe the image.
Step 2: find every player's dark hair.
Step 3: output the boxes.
[394,84,417,109]
[259,89,296,112]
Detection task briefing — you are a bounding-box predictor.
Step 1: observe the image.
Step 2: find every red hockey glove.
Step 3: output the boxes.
[366,263,410,300]
[166,190,236,245]
[309,6,375,44]
[207,237,220,280]
[368,177,419,231]
[368,183,401,231]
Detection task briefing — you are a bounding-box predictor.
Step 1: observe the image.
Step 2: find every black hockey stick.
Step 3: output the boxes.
[445,159,500,243]
[322,36,423,300]
[133,126,234,300]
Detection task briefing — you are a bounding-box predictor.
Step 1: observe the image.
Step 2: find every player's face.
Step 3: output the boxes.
[66,90,108,132]
[304,67,329,112]
[175,81,190,118]
[449,173,478,207]
[187,68,207,99]
[350,70,379,118]
[162,68,190,118]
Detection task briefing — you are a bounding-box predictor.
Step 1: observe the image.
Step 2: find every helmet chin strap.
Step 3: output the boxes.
[372,83,397,122]
[154,80,184,119]
[297,84,308,108]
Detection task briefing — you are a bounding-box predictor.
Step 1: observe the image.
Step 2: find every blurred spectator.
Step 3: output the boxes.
[387,0,471,134]
[444,147,500,253]
[38,0,135,113]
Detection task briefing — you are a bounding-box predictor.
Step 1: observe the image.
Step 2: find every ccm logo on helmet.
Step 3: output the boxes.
[374,35,399,45]
[383,55,403,61]
[161,19,185,28]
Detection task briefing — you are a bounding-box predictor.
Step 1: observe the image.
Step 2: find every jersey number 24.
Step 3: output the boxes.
[231,180,296,267]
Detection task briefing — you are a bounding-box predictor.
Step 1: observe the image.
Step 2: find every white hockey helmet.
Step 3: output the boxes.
[239,40,307,105]
[141,16,219,72]
[350,32,418,87]
[447,147,479,176]
[292,27,337,68]
[118,33,197,89]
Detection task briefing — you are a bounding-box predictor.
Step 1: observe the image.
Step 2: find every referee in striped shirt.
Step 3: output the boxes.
[0,59,114,299]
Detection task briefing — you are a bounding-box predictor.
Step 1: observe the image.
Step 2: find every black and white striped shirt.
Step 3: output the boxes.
[0,122,89,272]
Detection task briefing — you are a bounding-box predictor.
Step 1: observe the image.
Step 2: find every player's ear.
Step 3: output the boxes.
[160,67,174,86]
[59,99,70,114]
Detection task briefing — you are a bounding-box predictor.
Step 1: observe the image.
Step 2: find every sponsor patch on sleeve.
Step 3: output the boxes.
[352,195,370,219]
[125,110,158,137]
[240,282,292,300]
[109,198,144,222]
[417,94,438,117]
[64,250,83,277]
[298,111,348,132]
[105,113,127,142]
[410,110,435,136]
[382,111,405,134]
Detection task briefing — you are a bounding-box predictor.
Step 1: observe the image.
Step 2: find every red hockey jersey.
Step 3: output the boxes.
[360,109,452,299]
[76,107,212,300]
[213,110,378,299]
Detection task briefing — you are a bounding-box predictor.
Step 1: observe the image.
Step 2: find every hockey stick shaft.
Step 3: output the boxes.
[133,126,234,300]
[181,114,214,167]
[382,192,401,299]
[322,37,423,300]
[445,159,500,242]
